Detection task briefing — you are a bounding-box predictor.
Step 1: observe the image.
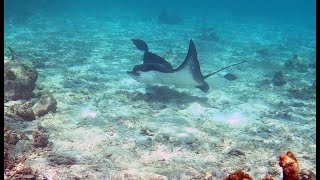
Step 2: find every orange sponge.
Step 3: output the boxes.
[279,151,300,180]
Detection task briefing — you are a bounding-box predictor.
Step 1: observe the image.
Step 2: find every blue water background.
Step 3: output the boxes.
[4,0,316,27]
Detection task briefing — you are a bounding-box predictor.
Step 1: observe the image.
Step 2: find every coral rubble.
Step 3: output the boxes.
[4,126,36,179]
[32,131,49,148]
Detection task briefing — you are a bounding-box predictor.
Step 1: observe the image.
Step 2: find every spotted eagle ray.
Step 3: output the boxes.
[127,39,246,92]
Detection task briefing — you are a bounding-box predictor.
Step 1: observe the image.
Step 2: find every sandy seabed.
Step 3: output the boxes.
[4,15,316,179]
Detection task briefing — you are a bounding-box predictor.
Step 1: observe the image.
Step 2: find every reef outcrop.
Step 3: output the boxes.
[4,59,38,101]
[4,59,57,121]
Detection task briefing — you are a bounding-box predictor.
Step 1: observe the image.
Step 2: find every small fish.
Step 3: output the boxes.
[224,73,237,81]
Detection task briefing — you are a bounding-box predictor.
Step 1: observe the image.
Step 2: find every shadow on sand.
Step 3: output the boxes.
[119,85,210,107]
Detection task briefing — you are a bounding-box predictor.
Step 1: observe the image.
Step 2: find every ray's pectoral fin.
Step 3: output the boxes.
[143,52,174,71]
[174,39,209,92]
[128,63,174,75]
[131,38,174,71]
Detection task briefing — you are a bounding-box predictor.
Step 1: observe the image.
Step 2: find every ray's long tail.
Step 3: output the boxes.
[203,61,248,79]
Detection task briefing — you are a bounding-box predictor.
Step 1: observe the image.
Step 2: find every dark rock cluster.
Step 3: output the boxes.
[284,54,309,72]
[47,154,77,166]
[272,71,287,86]
[287,84,316,100]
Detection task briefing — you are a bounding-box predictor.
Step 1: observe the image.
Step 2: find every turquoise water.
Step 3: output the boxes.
[4,0,316,179]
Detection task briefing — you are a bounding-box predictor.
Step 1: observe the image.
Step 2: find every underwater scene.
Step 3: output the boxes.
[4,0,316,179]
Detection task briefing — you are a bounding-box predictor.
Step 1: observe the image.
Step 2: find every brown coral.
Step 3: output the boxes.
[4,143,13,170]
[4,126,25,170]
[224,170,253,180]
[32,131,49,148]
[4,126,37,179]
[4,126,29,170]
[279,151,300,180]
[4,127,20,145]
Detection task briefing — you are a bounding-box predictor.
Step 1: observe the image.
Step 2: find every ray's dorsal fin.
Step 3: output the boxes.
[203,61,248,79]
[143,52,174,71]
[174,39,209,92]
